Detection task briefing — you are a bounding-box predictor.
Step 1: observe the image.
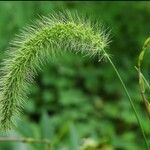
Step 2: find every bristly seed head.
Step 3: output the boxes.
[0,11,110,130]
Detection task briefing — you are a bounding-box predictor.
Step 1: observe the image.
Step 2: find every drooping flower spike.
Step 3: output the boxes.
[0,12,109,130]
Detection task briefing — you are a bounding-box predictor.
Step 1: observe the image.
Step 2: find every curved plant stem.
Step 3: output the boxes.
[106,55,149,150]
[0,137,51,150]
[137,37,150,120]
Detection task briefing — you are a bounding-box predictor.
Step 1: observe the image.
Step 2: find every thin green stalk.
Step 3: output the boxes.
[106,55,149,150]
[0,137,51,150]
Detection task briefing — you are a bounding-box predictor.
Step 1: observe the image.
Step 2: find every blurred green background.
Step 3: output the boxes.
[0,1,150,150]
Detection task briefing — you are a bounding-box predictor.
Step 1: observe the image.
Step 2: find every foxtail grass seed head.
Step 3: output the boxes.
[0,12,109,130]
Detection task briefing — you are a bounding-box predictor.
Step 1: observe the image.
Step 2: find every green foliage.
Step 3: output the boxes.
[0,1,150,150]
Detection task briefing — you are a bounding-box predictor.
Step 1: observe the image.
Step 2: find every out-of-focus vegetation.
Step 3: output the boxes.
[0,1,150,150]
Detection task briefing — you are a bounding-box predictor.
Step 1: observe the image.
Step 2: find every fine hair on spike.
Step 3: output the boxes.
[0,11,109,130]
